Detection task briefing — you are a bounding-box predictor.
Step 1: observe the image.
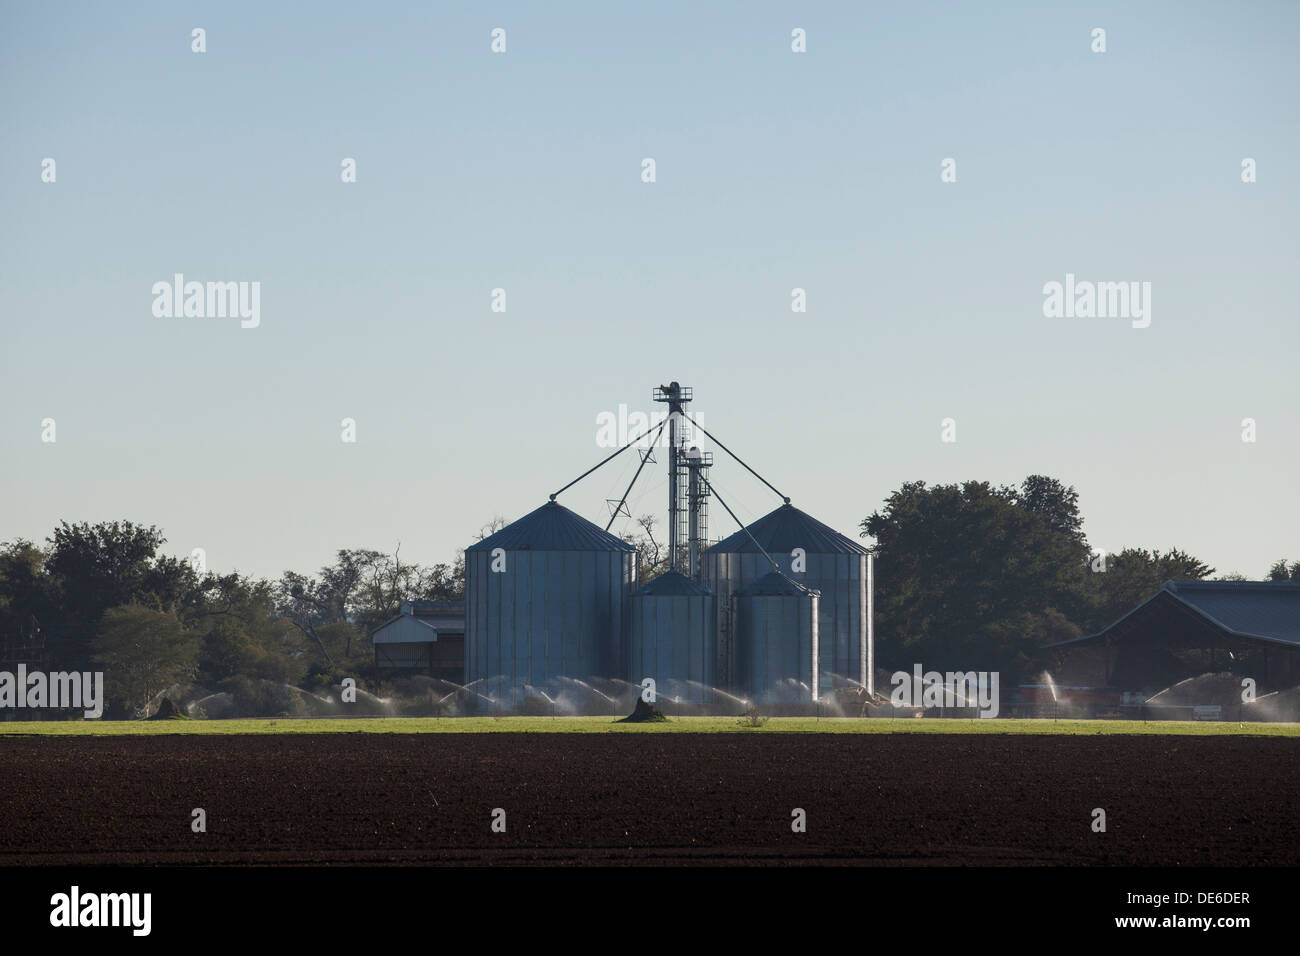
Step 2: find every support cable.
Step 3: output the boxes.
[605,418,669,532]
[698,472,782,575]
[683,413,789,505]
[550,420,666,502]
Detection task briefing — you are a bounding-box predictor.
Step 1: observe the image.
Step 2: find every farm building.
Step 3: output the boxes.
[463,501,638,706]
[702,503,871,694]
[371,600,465,680]
[458,380,874,711]
[731,570,821,703]
[627,570,716,702]
[1043,580,1300,713]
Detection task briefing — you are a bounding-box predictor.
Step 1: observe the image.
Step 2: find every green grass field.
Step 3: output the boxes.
[2,716,1298,737]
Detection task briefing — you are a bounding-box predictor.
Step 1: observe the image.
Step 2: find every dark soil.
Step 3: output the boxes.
[0,733,1295,865]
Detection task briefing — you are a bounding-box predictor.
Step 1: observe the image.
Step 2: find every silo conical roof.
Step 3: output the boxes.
[634,570,713,597]
[465,500,636,552]
[707,503,868,555]
[735,570,820,597]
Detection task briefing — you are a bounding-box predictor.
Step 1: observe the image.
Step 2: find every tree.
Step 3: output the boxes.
[276,572,339,667]
[0,539,53,654]
[1084,547,1215,632]
[196,617,260,684]
[40,520,200,669]
[92,605,199,717]
[1011,475,1086,543]
[351,544,456,633]
[474,516,508,541]
[188,572,303,683]
[315,621,364,670]
[859,479,1091,684]
[1267,559,1300,582]
[423,559,465,601]
[622,514,667,582]
[276,544,468,666]
[45,520,165,615]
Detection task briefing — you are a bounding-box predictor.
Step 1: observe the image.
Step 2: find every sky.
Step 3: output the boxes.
[2,1,1297,582]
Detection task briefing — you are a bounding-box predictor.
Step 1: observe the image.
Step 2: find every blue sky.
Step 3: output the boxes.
[2,1,1297,581]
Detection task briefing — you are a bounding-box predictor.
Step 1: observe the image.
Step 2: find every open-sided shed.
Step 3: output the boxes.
[1045,580,1300,692]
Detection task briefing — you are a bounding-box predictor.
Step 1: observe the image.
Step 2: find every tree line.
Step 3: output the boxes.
[0,476,1292,715]
[859,475,1291,684]
[0,521,466,717]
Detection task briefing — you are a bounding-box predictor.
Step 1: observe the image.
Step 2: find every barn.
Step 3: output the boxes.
[371,600,465,680]
[1043,580,1300,717]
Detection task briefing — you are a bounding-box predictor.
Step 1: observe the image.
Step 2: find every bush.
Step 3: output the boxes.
[301,660,338,690]
[738,707,769,728]
[92,605,198,717]
[196,619,258,684]
[219,676,308,718]
[250,649,301,685]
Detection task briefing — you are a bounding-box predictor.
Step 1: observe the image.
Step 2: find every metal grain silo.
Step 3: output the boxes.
[732,571,819,703]
[627,570,716,702]
[701,503,871,693]
[464,500,637,707]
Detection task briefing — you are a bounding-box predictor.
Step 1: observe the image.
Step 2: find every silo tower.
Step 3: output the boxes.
[464,501,637,707]
[702,504,873,696]
[466,378,873,709]
[652,382,694,572]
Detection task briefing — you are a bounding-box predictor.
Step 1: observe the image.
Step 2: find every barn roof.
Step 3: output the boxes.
[707,503,869,556]
[465,500,636,553]
[1046,580,1300,649]
[370,601,466,639]
[369,614,438,643]
[405,600,464,615]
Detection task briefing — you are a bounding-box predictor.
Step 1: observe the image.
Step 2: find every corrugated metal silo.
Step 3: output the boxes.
[732,571,820,703]
[701,503,871,692]
[464,500,638,706]
[627,570,716,702]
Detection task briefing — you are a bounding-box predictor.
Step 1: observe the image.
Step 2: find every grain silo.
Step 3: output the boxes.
[464,500,638,707]
[701,503,871,693]
[627,570,716,702]
[732,571,820,703]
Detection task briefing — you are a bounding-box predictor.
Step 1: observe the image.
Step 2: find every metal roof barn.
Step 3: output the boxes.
[627,570,716,703]
[1044,580,1300,693]
[732,571,820,703]
[701,503,870,692]
[464,501,638,708]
